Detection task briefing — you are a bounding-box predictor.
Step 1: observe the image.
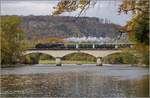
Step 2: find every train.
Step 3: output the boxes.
[35,43,65,49]
[34,43,133,49]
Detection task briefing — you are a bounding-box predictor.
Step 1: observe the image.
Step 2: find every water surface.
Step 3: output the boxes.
[1,64,149,97]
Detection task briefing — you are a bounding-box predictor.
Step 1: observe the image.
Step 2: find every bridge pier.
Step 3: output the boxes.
[115,45,118,49]
[92,44,95,49]
[130,45,133,48]
[96,57,103,66]
[76,44,79,49]
[56,57,62,66]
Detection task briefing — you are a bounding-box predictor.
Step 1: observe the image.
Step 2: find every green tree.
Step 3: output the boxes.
[22,53,41,64]
[104,52,138,64]
[1,16,25,65]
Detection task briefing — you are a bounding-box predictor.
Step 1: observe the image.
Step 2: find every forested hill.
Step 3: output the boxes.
[6,15,122,39]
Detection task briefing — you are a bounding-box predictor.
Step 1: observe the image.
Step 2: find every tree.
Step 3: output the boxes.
[53,0,93,15]
[119,0,149,45]
[1,16,25,65]
[119,0,149,66]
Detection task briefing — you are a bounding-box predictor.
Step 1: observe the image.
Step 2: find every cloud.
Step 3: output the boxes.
[1,1,58,15]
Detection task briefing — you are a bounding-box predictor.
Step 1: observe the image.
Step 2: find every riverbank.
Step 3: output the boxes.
[39,60,149,68]
[1,64,29,68]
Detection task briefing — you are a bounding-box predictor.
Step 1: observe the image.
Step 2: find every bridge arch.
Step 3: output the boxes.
[103,52,137,64]
[23,52,55,59]
[61,51,97,59]
[103,52,136,58]
[23,51,55,58]
[79,50,122,58]
[62,52,96,62]
[22,52,55,64]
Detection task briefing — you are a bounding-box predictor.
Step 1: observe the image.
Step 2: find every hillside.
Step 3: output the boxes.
[3,15,122,39]
[19,16,122,39]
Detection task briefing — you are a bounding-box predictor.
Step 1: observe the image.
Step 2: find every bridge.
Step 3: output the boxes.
[24,43,133,66]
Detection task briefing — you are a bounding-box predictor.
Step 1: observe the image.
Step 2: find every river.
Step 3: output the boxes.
[1,64,149,97]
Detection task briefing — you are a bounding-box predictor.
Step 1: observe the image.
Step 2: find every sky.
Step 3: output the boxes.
[1,0,132,25]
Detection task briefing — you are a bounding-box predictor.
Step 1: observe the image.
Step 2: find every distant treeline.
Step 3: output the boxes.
[2,15,122,39]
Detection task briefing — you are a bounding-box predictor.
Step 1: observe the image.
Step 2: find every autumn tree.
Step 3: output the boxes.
[1,16,25,65]
[53,0,94,15]
[119,0,149,66]
[119,0,149,45]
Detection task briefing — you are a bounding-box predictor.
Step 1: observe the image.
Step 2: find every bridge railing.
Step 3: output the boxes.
[27,48,119,51]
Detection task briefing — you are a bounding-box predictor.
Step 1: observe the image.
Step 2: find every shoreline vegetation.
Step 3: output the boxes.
[39,60,95,64]
[1,60,148,68]
[40,60,148,68]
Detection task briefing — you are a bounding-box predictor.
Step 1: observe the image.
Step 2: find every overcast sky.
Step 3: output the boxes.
[1,0,132,25]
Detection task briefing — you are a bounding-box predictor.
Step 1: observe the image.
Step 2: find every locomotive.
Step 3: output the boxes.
[35,43,65,49]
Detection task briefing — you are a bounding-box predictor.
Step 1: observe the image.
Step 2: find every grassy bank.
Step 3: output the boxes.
[39,60,95,64]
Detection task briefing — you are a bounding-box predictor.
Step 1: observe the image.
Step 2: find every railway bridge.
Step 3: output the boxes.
[24,44,133,66]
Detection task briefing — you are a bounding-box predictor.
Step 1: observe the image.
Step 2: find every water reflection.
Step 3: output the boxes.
[1,72,149,97]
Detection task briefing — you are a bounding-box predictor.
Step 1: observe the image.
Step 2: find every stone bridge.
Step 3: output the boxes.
[24,49,122,66]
